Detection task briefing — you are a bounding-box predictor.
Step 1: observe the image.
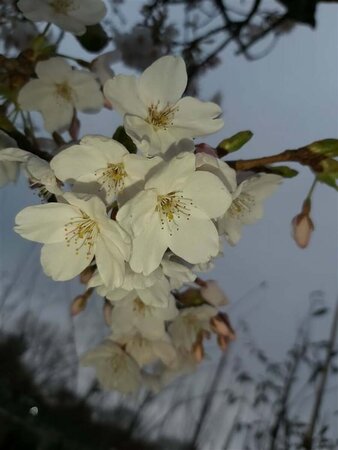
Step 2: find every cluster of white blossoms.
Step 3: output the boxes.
[3,55,282,394]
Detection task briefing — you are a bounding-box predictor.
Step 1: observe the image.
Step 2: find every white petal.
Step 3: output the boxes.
[242,174,282,200]
[168,215,220,264]
[172,97,224,136]
[41,241,93,281]
[62,192,107,220]
[35,58,72,83]
[41,98,74,132]
[139,56,187,107]
[129,214,168,275]
[15,203,77,243]
[116,190,157,235]
[18,80,56,111]
[183,171,232,219]
[145,152,195,193]
[138,278,170,308]
[103,75,146,117]
[195,153,237,193]
[51,136,127,182]
[70,72,104,111]
[95,233,126,289]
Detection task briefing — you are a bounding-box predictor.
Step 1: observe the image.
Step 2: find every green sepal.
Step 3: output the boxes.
[76,24,109,53]
[112,126,137,154]
[217,130,253,157]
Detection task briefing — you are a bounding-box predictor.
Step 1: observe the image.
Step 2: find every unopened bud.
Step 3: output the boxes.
[71,295,88,316]
[217,130,253,157]
[192,341,204,363]
[195,143,218,157]
[211,313,236,341]
[291,199,314,249]
[103,300,113,326]
[80,266,95,284]
[200,280,228,306]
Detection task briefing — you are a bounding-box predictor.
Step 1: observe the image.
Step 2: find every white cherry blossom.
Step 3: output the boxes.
[168,304,216,352]
[17,0,106,36]
[104,55,224,155]
[218,173,282,245]
[18,57,104,133]
[25,156,63,199]
[14,193,130,286]
[81,340,141,394]
[109,294,178,339]
[89,269,172,308]
[51,135,160,204]
[117,152,232,275]
[117,332,177,368]
[0,132,31,187]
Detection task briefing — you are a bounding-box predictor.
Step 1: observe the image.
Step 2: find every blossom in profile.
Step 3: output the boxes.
[81,340,141,394]
[25,156,63,199]
[104,55,224,155]
[51,135,160,204]
[218,173,282,245]
[18,57,104,133]
[117,152,232,275]
[0,131,31,187]
[17,0,106,36]
[14,193,130,286]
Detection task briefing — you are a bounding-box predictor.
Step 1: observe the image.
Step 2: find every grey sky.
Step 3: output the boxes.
[0,1,337,441]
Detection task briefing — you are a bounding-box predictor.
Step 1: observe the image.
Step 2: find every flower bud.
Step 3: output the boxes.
[200,280,229,306]
[210,313,236,340]
[80,266,95,284]
[71,295,88,316]
[308,139,338,158]
[291,199,314,249]
[217,130,253,157]
[192,340,204,362]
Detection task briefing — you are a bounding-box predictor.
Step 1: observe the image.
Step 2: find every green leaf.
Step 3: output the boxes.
[112,126,137,154]
[217,130,253,157]
[316,173,338,191]
[76,24,109,53]
[264,165,299,178]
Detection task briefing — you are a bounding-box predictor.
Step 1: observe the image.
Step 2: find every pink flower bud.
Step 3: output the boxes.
[71,295,87,316]
[195,143,218,158]
[192,341,204,363]
[291,199,314,249]
[211,313,236,342]
[200,280,229,306]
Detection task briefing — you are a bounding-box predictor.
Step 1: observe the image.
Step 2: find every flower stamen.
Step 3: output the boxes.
[64,211,99,258]
[146,101,178,130]
[95,162,127,194]
[156,191,193,235]
[229,193,255,219]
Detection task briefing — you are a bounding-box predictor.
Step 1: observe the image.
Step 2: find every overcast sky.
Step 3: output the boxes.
[0,1,337,443]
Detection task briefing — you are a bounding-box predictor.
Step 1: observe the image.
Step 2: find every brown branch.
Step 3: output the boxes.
[226,147,326,173]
